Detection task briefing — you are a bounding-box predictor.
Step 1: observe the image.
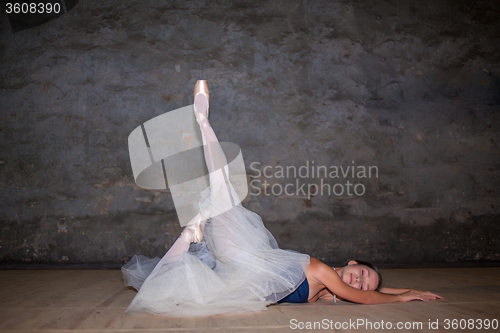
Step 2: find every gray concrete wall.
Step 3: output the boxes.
[1,0,499,266]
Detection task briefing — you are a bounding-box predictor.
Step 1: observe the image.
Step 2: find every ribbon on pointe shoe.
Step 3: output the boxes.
[180,213,204,244]
[194,110,210,129]
[193,89,210,129]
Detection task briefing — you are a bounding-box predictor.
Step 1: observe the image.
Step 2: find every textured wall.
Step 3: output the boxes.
[1,0,499,266]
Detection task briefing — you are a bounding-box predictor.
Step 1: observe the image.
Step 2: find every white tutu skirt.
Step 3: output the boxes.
[121,186,310,317]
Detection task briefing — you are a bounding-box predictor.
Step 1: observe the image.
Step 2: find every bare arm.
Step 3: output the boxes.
[313,262,442,304]
[379,287,410,294]
[315,265,400,304]
[318,291,334,301]
[380,287,443,300]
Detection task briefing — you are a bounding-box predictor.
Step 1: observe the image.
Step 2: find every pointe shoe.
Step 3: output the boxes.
[181,214,205,244]
[193,80,210,128]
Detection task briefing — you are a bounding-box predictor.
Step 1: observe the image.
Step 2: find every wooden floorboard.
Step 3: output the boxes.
[0,267,498,332]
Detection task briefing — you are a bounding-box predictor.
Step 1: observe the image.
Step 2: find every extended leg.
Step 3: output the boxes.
[194,93,236,207]
[163,81,233,259]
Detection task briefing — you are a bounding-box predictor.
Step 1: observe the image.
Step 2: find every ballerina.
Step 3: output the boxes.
[121,80,443,317]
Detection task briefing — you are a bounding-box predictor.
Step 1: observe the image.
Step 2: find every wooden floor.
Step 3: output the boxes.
[0,267,498,332]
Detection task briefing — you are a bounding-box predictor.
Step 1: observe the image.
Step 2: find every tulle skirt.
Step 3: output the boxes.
[121,186,310,317]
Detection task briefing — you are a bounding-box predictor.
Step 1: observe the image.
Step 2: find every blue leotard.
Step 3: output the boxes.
[277,278,309,303]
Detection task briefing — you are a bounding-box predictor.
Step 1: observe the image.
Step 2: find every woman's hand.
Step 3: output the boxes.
[399,289,444,302]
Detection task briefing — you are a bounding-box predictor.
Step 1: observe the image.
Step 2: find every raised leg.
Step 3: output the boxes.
[194,89,235,207]
[164,80,235,259]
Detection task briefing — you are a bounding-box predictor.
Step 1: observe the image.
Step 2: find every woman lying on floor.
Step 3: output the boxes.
[122,80,443,317]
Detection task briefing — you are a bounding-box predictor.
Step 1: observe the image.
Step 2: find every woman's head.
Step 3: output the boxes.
[340,260,382,291]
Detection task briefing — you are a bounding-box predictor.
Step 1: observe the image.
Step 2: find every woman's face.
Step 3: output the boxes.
[341,263,379,291]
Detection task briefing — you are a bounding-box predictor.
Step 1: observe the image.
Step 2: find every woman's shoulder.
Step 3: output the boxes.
[308,257,332,277]
[309,257,328,269]
[309,257,320,264]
